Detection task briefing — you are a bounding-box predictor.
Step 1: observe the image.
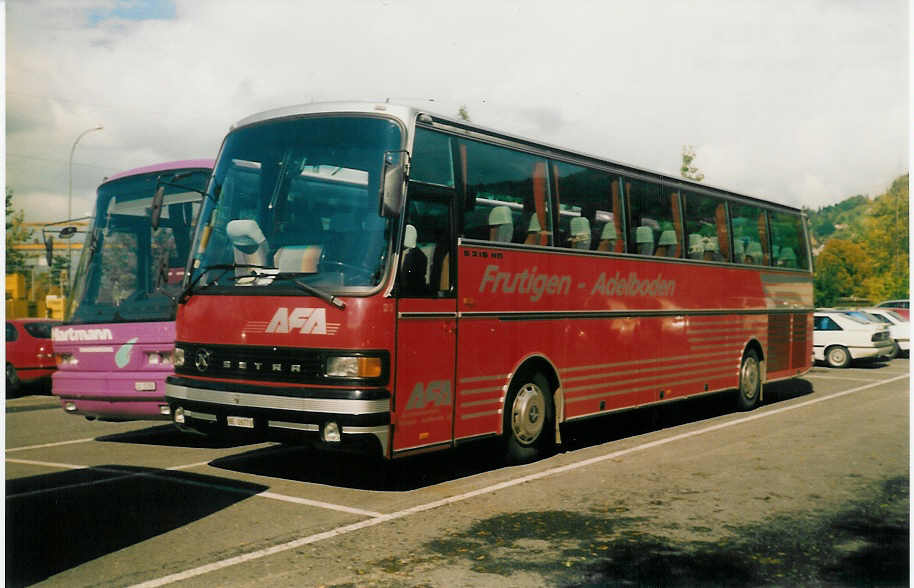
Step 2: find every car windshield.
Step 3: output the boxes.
[188,115,401,294]
[883,310,906,322]
[66,168,209,324]
[839,313,870,325]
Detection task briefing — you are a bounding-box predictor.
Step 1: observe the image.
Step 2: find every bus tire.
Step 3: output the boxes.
[736,350,761,411]
[825,345,850,368]
[504,372,554,463]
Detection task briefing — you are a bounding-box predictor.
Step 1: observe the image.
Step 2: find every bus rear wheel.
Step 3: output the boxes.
[736,350,761,411]
[504,372,554,463]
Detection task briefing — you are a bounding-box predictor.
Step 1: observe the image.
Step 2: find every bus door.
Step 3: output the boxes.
[392,189,456,453]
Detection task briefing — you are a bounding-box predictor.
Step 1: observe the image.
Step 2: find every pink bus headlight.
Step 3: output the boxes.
[55,353,77,367]
[146,351,175,366]
[326,356,381,378]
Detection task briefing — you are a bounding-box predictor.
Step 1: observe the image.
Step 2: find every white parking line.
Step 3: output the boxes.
[805,374,895,382]
[131,372,909,588]
[6,437,96,453]
[5,457,382,516]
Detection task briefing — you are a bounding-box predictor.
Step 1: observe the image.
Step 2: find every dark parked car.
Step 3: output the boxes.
[6,319,59,393]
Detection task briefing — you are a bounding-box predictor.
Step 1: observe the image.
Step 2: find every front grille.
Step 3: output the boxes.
[175,342,388,386]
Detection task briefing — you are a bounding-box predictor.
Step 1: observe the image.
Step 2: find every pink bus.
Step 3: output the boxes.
[52,160,213,420]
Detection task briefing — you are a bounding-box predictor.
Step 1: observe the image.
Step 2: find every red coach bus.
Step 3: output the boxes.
[165,101,812,462]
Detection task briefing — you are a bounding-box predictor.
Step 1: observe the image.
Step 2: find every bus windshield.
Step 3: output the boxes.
[189,115,401,293]
[66,168,209,324]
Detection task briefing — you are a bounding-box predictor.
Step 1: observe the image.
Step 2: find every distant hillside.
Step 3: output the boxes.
[805,195,870,252]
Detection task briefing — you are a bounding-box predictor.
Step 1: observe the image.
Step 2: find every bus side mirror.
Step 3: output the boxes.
[150,184,166,231]
[379,150,408,218]
[58,226,78,239]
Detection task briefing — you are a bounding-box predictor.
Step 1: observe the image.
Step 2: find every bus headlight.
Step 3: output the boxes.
[55,353,77,366]
[174,347,185,367]
[325,356,382,378]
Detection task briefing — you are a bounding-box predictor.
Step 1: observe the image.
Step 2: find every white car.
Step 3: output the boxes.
[857,308,910,357]
[813,310,894,368]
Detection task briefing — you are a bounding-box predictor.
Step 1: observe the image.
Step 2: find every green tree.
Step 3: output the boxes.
[860,174,909,302]
[5,188,33,275]
[680,145,704,182]
[48,254,69,297]
[813,238,871,307]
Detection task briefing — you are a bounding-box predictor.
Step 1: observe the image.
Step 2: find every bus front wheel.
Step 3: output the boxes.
[736,350,761,411]
[504,372,554,463]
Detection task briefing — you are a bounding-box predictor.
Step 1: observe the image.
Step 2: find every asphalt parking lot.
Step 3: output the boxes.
[6,358,909,587]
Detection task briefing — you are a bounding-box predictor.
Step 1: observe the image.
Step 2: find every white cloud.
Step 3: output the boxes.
[6,0,908,222]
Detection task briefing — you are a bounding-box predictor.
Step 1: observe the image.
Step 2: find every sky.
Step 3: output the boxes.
[4,0,910,224]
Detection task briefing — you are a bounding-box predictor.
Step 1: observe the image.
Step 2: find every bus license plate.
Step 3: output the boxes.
[227,416,254,428]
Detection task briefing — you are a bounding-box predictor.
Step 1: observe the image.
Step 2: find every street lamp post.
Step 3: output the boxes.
[66,125,103,291]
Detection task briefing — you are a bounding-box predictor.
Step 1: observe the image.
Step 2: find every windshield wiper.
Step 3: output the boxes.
[271,272,346,310]
[177,263,275,304]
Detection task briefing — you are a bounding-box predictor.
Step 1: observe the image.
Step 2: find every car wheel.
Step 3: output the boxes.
[6,363,20,394]
[504,372,554,464]
[825,345,851,368]
[885,342,899,360]
[736,350,761,411]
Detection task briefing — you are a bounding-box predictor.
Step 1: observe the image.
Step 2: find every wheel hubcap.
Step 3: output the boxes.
[741,357,759,399]
[512,382,546,445]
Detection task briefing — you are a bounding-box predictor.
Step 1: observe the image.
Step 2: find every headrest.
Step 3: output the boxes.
[488,206,512,226]
[778,247,796,261]
[688,233,703,251]
[600,222,617,240]
[635,226,654,244]
[658,230,677,246]
[227,219,267,253]
[403,224,417,249]
[527,214,542,233]
[746,242,763,255]
[570,216,590,236]
[704,236,719,252]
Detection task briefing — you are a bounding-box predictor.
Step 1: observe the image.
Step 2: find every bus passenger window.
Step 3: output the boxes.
[626,177,680,256]
[460,138,551,245]
[682,191,729,262]
[730,203,771,266]
[768,210,809,270]
[551,161,622,252]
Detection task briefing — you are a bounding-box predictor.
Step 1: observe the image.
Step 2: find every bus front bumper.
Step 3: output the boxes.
[165,377,391,457]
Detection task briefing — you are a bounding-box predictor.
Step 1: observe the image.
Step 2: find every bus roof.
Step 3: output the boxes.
[229,101,803,213]
[103,159,215,184]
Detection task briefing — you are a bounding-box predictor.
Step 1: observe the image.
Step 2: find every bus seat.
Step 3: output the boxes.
[524,214,542,245]
[274,245,322,273]
[488,206,514,242]
[636,226,654,255]
[688,234,704,259]
[777,247,797,267]
[655,230,677,257]
[745,241,763,264]
[703,236,721,261]
[733,240,745,261]
[597,222,617,251]
[400,224,428,294]
[226,219,269,267]
[569,217,591,249]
